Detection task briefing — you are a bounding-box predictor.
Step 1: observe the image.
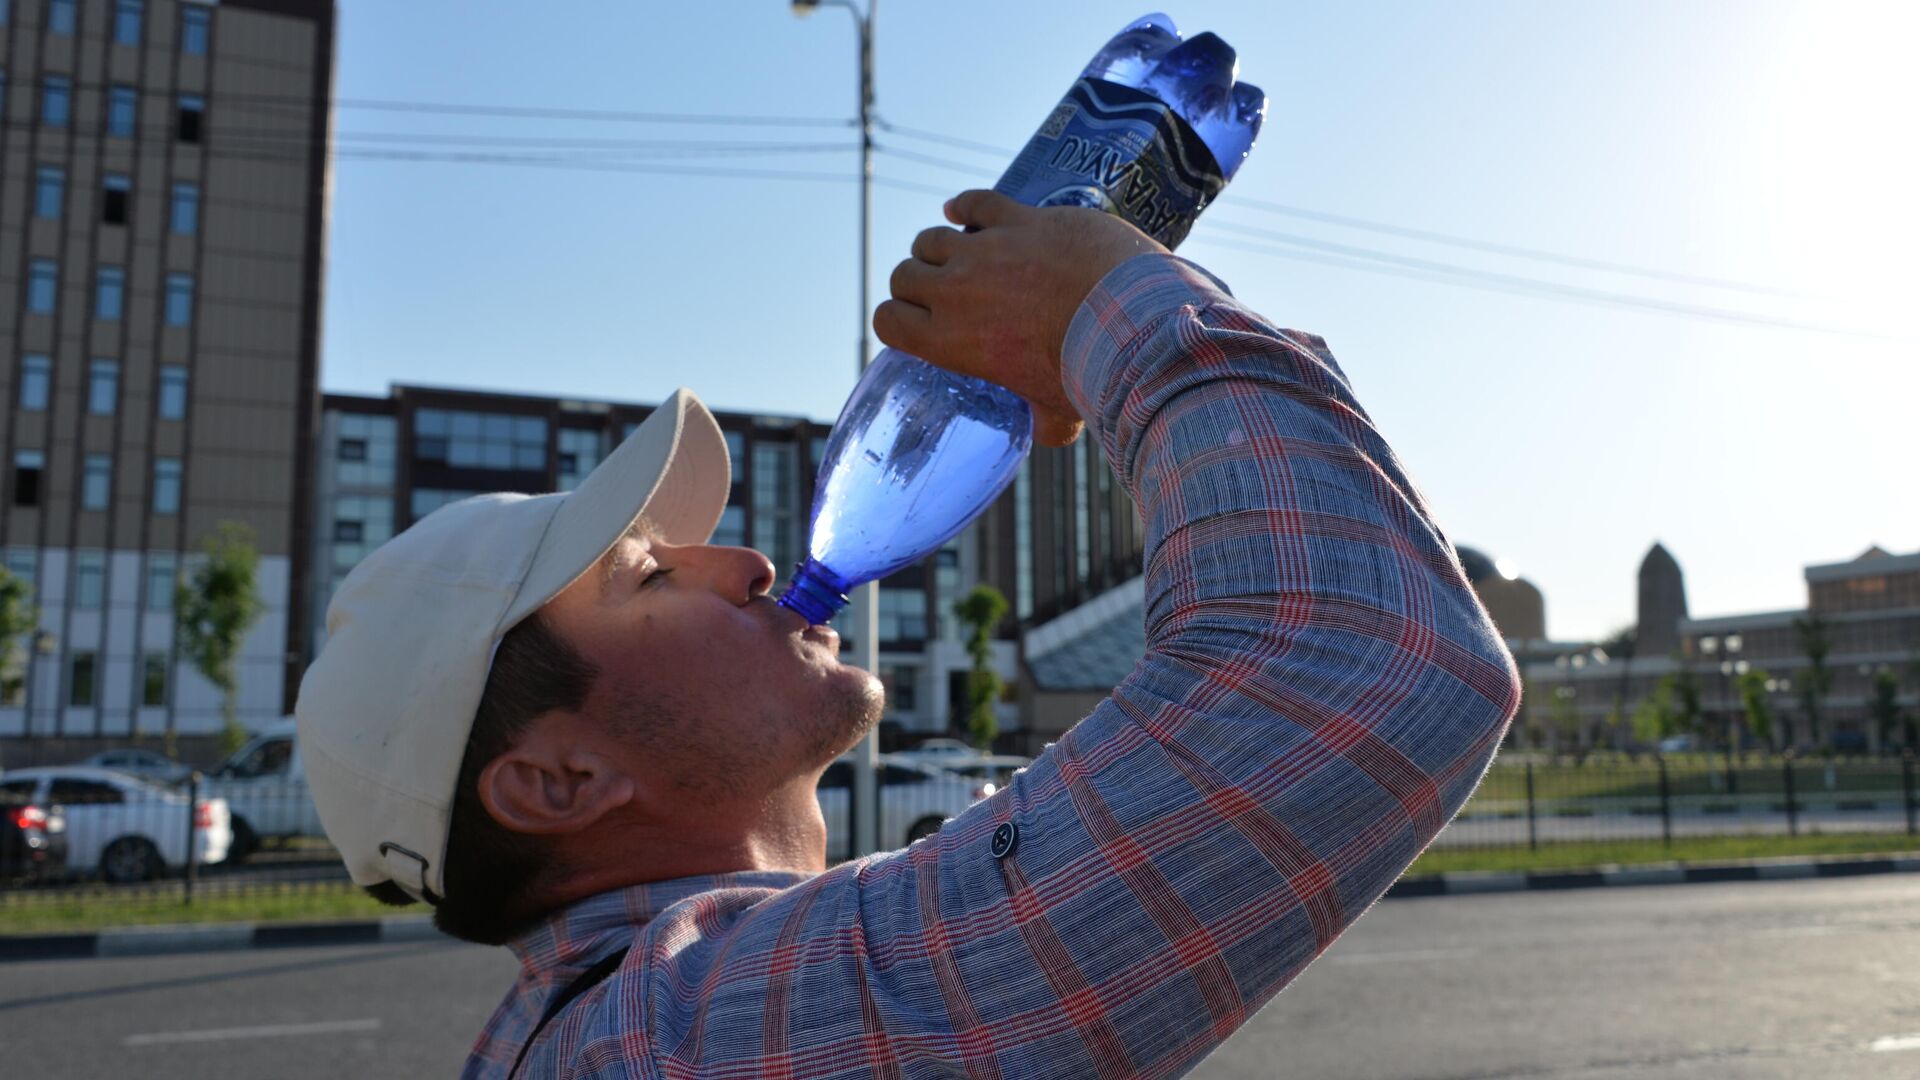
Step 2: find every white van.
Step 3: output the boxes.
[201,718,326,859]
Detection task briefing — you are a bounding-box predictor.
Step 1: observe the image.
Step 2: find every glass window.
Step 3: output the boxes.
[108,86,138,137]
[27,259,57,314]
[19,355,51,412]
[1014,459,1033,619]
[48,0,75,34]
[102,173,131,224]
[1074,439,1091,584]
[141,653,168,706]
[164,273,194,326]
[170,182,199,235]
[96,267,126,321]
[152,458,182,514]
[414,408,546,472]
[114,0,143,45]
[88,360,119,414]
[879,588,930,645]
[82,455,111,511]
[713,505,747,547]
[556,428,604,491]
[410,488,475,521]
[181,5,210,54]
[3,549,36,594]
[146,554,175,611]
[177,95,204,143]
[337,437,367,462]
[752,442,798,583]
[33,165,63,218]
[336,414,396,487]
[725,431,746,476]
[13,451,44,507]
[41,75,70,127]
[75,552,105,608]
[0,0,9,25]
[158,365,188,419]
[69,652,97,707]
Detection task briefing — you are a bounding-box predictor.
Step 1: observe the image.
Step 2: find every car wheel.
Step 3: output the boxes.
[906,817,945,844]
[228,817,260,864]
[100,837,162,884]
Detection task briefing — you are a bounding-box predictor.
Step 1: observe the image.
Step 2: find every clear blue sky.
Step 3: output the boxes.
[320,1,1917,644]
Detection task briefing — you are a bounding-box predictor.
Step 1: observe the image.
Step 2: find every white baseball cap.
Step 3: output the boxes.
[295,388,729,903]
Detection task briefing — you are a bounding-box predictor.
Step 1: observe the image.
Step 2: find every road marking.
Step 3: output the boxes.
[123,1018,381,1046]
[1870,1034,1920,1053]
[1326,947,1476,966]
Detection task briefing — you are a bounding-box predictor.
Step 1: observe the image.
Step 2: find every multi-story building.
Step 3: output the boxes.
[1523,544,1920,752]
[312,384,1015,745]
[1,0,333,765]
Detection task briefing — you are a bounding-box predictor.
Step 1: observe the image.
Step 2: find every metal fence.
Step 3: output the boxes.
[4,753,1917,916]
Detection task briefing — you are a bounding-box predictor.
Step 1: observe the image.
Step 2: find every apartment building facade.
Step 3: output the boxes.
[1,0,333,764]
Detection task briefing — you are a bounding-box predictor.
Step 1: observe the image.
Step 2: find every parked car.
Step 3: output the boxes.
[77,748,194,786]
[0,782,68,883]
[930,754,1033,788]
[1657,734,1698,753]
[200,718,327,860]
[893,738,984,763]
[816,757,998,862]
[0,767,229,883]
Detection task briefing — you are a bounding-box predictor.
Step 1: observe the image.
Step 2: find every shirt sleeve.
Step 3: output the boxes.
[606,253,1522,1079]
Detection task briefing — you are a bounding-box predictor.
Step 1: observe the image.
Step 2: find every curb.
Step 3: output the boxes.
[0,915,445,962]
[1385,853,1920,900]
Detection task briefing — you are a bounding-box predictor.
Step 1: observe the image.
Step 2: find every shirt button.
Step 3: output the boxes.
[990,822,1018,859]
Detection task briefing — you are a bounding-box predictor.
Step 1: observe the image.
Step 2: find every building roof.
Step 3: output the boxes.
[1025,576,1147,691]
[1805,546,1920,583]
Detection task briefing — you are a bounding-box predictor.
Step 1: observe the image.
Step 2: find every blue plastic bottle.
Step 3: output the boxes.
[779,13,1264,624]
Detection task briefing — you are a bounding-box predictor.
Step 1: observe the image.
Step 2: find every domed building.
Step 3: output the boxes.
[1455,544,1546,642]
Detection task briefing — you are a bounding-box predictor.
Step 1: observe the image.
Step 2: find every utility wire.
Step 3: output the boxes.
[875,118,1809,300]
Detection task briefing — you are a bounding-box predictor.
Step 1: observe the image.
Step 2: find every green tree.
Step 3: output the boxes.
[1632,674,1680,747]
[0,566,36,707]
[176,522,266,758]
[952,584,1010,753]
[1737,668,1776,751]
[1868,670,1904,755]
[1599,626,1637,751]
[1793,614,1835,749]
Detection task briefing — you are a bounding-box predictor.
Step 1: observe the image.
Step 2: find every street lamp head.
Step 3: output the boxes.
[791,0,821,14]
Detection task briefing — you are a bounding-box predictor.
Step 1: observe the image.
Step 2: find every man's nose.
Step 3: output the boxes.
[680,544,776,604]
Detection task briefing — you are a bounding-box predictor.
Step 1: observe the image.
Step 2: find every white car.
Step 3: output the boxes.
[816,757,998,862]
[893,738,985,763]
[200,718,327,859]
[77,748,194,786]
[0,767,231,883]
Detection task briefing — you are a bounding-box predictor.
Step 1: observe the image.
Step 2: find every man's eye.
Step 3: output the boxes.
[641,567,675,589]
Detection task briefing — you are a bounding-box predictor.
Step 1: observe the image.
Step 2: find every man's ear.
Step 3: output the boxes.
[477,714,636,836]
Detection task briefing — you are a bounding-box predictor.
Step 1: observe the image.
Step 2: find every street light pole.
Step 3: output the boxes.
[794,0,882,859]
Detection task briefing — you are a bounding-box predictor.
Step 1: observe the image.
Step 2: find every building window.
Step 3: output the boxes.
[69,652,97,707]
[556,428,604,491]
[141,653,169,706]
[164,273,194,326]
[146,554,176,611]
[1074,440,1091,584]
[880,664,919,713]
[27,259,57,314]
[752,442,799,581]
[41,75,70,127]
[102,173,131,224]
[13,451,45,507]
[152,458,182,514]
[33,165,63,218]
[95,267,127,321]
[878,588,929,646]
[330,495,393,569]
[48,0,75,35]
[75,552,105,609]
[335,413,396,486]
[177,95,204,143]
[412,409,547,471]
[19,355,51,412]
[713,505,747,547]
[158,365,188,419]
[1014,459,1033,619]
[88,360,120,415]
[409,489,475,521]
[82,455,111,511]
[108,85,138,137]
[171,183,199,235]
[114,0,143,46]
[333,520,363,543]
[3,550,35,593]
[180,5,210,55]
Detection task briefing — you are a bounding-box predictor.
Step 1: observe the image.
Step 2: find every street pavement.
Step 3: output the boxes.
[2,874,1918,1078]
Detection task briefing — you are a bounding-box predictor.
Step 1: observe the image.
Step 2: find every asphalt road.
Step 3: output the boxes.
[3,875,1918,1078]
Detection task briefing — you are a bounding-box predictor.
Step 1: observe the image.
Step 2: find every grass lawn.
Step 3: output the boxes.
[1408,831,1920,876]
[0,884,408,935]
[1472,756,1911,803]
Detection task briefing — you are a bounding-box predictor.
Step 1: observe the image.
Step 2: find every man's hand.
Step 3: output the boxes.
[873,190,1168,447]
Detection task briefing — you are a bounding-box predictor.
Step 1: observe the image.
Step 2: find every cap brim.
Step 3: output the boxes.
[502,387,729,629]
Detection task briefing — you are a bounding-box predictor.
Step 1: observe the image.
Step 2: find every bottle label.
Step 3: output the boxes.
[995,78,1226,249]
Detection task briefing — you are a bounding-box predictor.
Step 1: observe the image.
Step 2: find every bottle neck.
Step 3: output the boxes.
[776,557,854,626]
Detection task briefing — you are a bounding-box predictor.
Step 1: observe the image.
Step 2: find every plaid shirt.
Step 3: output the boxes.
[465,254,1521,1079]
